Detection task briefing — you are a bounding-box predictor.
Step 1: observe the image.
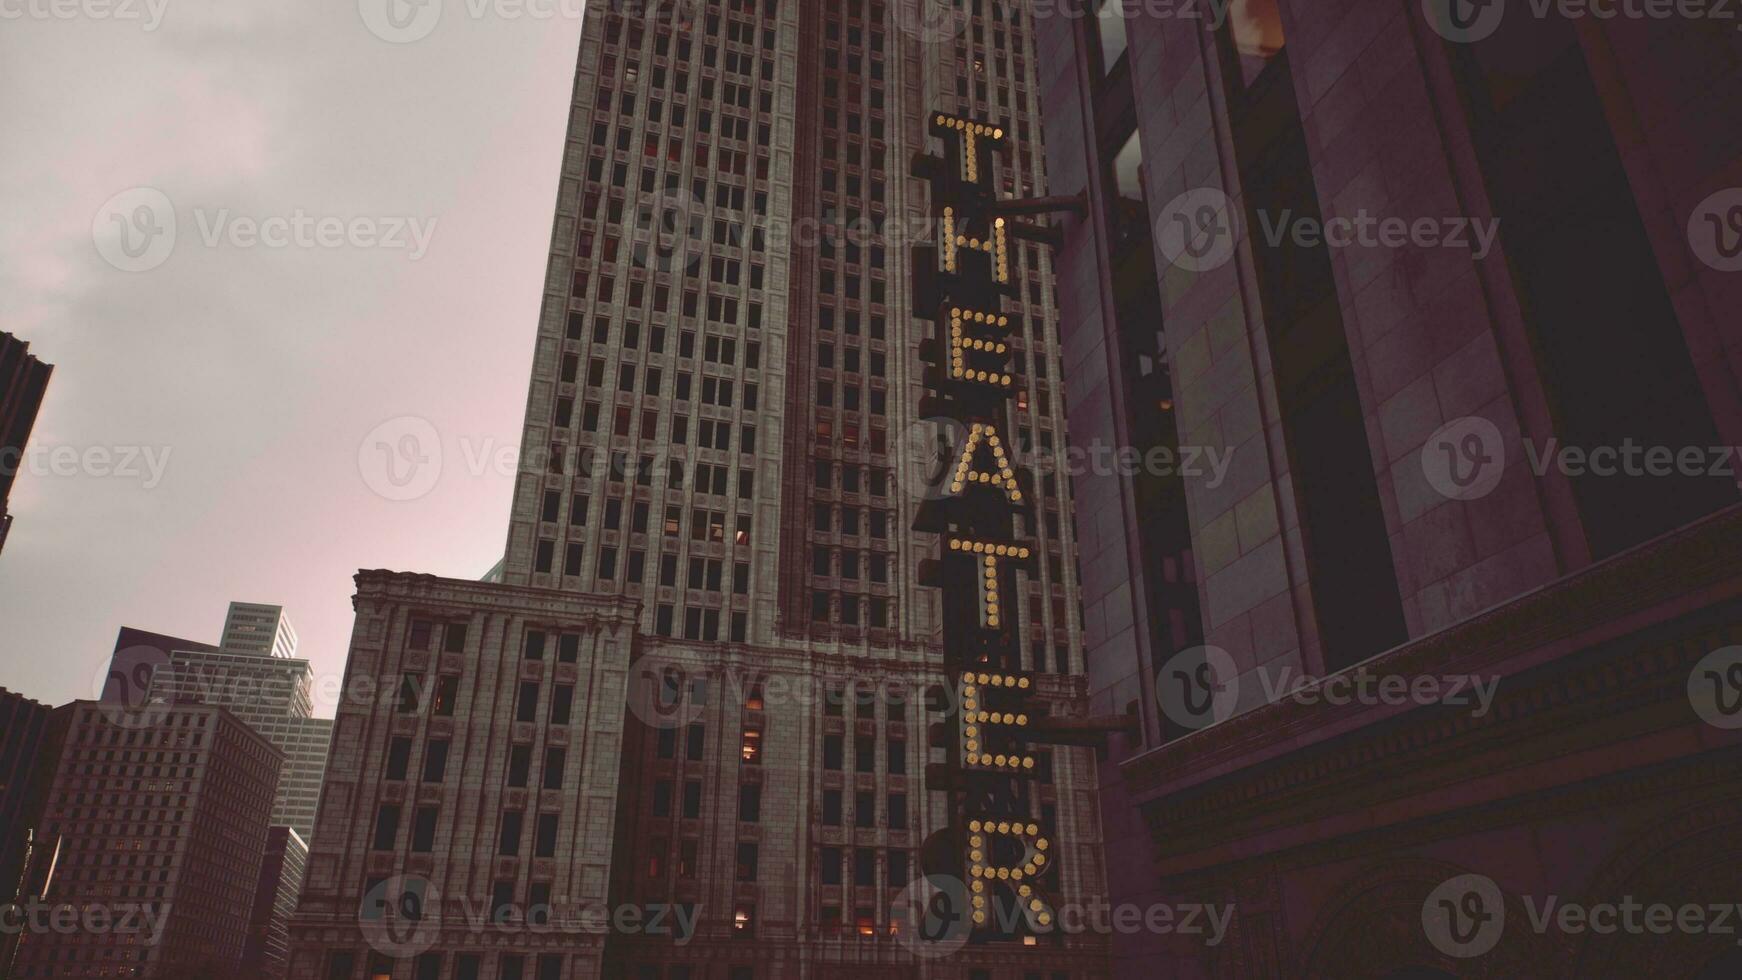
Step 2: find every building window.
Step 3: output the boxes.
[372,804,400,851]
[422,739,450,783]
[736,842,759,881]
[499,810,524,856]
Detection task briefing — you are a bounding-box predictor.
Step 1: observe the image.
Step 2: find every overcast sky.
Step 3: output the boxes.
[0,2,590,714]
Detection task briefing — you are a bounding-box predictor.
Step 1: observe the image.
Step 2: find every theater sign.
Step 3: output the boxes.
[911,111,1085,946]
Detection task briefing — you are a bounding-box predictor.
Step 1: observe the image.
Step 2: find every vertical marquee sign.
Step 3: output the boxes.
[912,111,1056,944]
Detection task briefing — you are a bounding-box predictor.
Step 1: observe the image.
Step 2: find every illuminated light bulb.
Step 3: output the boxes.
[1022,757,1035,769]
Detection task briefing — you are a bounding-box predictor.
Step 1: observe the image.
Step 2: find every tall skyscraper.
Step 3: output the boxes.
[10,701,282,978]
[222,601,300,659]
[1030,2,1742,977]
[496,0,1080,672]
[485,0,1102,976]
[0,331,52,558]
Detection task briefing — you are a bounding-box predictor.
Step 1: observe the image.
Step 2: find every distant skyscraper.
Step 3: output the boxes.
[222,601,300,658]
[11,701,282,979]
[244,826,309,980]
[0,331,52,558]
[104,602,331,841]
[146,647,333,841]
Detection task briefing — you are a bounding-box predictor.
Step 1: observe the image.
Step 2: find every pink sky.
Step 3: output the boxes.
[0,4,590,715]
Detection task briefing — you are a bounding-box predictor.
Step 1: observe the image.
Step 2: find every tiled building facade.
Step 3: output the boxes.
[11,702,282,978]
[472,0,1109,978]
[495,0,1083,671]
[1032,1,1742,977]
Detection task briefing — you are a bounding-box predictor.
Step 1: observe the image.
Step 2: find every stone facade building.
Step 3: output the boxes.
[1030,1,1742,977]
[286,572,641,980]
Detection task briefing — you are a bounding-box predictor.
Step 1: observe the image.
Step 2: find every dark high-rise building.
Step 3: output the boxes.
[0,687,65,974]
[10,701,282,978]
[245,826,310,980]
[1031,2,1742,977]
[0,687,54,903]
[0,331,52,557]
